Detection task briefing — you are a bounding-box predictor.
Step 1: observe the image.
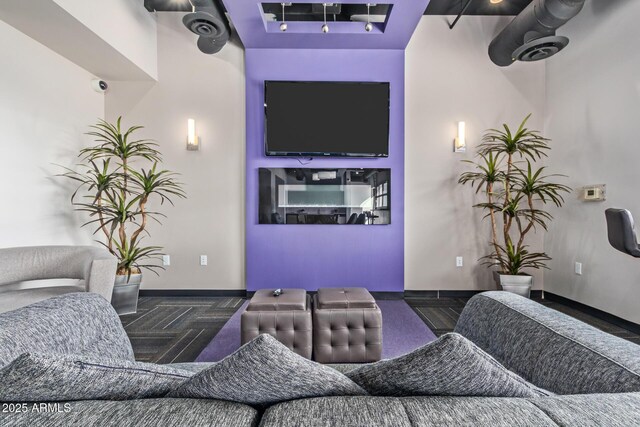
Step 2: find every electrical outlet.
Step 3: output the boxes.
[456,256,463,267]
[200,255,208,266]
[575,262,582,275]
[162,255,170,266]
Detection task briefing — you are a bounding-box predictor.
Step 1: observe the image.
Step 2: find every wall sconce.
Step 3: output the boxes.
[454,121,466,153]
[187,118,199,151]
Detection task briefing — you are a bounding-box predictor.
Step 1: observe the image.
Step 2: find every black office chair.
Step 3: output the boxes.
[605,208,640,257]
[355,213,366,224]
[346,213,358,224]
[271,212,284,224]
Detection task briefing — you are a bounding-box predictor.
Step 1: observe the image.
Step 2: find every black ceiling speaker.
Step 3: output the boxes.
[183,0,230,54]
[489,0,585,66]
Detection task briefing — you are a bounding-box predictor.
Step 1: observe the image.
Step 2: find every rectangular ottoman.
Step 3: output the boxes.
[241,289,312,359]
[313,287,382,363]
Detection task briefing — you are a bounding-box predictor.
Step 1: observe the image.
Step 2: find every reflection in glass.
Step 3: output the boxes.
[258,168,390,225]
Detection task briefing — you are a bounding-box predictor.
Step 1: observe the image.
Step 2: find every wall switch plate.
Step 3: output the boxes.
[456,256,463,267]
[575,262,582,275]
[200,255,208,266]
[162,255,170,266]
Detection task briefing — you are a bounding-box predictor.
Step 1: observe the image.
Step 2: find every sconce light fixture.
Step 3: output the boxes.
[187,118,199,151]
[454,121,466,153]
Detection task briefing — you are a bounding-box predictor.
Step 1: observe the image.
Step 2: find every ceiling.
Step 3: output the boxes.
[223,0,430,49]
[425,0,532,16]
[141,0,532,50]
[144,0,533,16]
[261,3,391,22]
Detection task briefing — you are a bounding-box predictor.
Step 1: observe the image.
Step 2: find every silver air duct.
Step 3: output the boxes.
[183,0,230,54]
[488,0,585,67]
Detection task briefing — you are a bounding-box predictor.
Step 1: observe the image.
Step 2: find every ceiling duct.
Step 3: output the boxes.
[488,0,585,66]
[183,0,230,54]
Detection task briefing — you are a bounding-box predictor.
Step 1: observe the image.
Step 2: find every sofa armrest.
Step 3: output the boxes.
[0,246,117,302]
[454,291,640,394]
[83,248,117,302]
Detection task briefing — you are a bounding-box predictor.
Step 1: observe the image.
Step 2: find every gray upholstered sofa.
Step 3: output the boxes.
[0,246,117,313]
[1,291,639,426]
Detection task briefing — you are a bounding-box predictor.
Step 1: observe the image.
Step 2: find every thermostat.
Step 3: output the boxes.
[582,184,606,202]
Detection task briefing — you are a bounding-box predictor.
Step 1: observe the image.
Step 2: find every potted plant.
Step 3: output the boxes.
[458,114,570,297]
[61,117,185,314]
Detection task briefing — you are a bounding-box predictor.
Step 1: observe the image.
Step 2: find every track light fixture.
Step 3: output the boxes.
[321,3,329,33]
[279,2,287,32]
[365,3,373,32]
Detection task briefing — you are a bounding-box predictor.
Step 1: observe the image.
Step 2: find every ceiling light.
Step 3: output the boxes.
[490,0,503,4]
[365,3,374,32]
[280,3,287,32]
[322,3,329,33]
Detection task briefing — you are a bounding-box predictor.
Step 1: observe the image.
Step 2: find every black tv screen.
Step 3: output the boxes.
[265,81,390,157]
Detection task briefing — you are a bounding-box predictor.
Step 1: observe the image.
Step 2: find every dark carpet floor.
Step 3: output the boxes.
[121,295,640,364]
[120,296,245,364]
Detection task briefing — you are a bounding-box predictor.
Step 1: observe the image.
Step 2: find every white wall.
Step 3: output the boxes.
[0,20,104,247]
[544,0,640,323]
[405,16,547,291]
[52,0,158,79]
[0,0,157,81]
[105,14,246,290]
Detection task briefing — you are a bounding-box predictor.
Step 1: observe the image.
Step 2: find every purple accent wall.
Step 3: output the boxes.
[245,49,405,292]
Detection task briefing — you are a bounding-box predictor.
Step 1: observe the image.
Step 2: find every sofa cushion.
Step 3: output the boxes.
[168,334,366,406]
[260,396,412,427]
[347,333,551,398]
[400,396,556,427]
[168,362,216,374]
[529,392,640,427]
[260,395,558,427]
[0,398,259,427]
[0,293,134,367]
[0,353,191,402]
[455,291,640,394]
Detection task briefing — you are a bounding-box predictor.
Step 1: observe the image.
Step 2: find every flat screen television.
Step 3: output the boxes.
[264,81,390,157]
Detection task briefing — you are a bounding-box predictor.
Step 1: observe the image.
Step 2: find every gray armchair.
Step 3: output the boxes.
[0,246,117,313]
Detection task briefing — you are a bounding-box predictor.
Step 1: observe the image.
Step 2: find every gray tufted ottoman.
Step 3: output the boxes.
[241,289,312,359]
[313,287,382,363]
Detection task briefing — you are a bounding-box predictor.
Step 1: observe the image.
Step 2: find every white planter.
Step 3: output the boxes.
[112,274,141,315]
[493,271,533,298]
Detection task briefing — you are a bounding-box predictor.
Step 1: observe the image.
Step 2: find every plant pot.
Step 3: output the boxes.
[111,274,141,315]
[493,271,533,298]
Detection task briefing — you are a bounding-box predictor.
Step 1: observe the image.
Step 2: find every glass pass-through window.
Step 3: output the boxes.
[258,168,390,225]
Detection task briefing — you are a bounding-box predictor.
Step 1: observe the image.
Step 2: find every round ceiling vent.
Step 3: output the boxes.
[183,11,226,38]
[512,35,570,62]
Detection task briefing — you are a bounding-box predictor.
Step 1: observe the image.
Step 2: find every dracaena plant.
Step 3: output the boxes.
[458,114,570,275]
[60,117,186,277]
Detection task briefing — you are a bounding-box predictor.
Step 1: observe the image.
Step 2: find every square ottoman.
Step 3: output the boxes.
[313,287,382,363]
[241,289,312,359]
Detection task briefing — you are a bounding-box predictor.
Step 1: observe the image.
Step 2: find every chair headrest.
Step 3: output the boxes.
[605,208,640,257]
